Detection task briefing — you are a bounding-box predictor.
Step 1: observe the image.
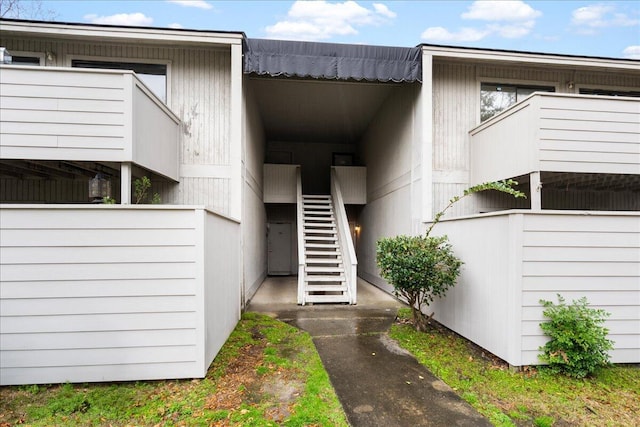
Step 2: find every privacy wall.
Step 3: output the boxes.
[0,206,240,385]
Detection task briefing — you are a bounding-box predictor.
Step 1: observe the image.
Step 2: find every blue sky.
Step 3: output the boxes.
[4,1,639,59]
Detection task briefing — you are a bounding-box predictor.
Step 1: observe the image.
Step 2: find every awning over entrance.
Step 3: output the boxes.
[244,38,422,83]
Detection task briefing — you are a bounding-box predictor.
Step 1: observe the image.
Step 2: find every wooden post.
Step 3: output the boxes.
[530,171,541,210]
[121,162,132,204]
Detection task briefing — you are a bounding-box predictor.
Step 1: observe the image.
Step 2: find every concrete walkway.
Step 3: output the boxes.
[247,277,491,427]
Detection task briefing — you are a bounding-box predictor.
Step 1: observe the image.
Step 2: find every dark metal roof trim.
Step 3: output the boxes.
[244,38,422,83]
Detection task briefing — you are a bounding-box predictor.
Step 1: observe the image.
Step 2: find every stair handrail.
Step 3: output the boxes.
[296,166,305,305]
[330,167,357,304]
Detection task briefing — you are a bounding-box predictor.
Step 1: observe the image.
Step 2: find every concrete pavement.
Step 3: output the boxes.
[247,277,491,427]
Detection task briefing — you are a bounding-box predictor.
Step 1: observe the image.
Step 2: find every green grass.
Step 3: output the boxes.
[0,313,348,426]
[389,308,640,427]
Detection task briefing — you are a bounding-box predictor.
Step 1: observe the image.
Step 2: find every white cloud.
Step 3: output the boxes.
[166,0,213,10]
[488,20,536,38]
[462,0,541,22]
[265,1,396,41]
[421,26,489,42]
[84,13,153,26]
[168,23,184,29]
[422,0,541,43]
[623,45,640,59]
[571,4,638,33]
[373,3,396,19]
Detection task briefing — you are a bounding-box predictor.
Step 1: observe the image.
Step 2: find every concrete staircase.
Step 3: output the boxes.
[301,195,349,303]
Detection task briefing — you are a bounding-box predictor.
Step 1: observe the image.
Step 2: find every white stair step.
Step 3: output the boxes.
[305,294,350,303]
[306,266,344,272]
[306,277,346,283]
[304,229,337,235]
[303,202,331,206]
[303,195,331,199]
[304,243,339,248]
[305,235,337,241]
[303,222,335,227]
[304,216,334,220]
[305,285,348,292]
[306,249,341,255]
[306,258,342,264]
[304,211,333,215]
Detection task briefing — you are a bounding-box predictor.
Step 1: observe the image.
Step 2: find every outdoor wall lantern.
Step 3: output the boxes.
[88,173,111,203]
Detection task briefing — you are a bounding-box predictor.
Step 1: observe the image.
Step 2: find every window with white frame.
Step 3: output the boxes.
[480,82,555,121]
[71,59,168,103]
[6,50,45,66]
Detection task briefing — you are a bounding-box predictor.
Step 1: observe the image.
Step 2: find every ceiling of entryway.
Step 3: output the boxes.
[249,77,397,144]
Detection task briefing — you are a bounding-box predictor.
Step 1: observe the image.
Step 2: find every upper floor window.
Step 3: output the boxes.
[481,83,555,121]
[3,50,45,66]
[11,55,42,66]
[71,59,167,103]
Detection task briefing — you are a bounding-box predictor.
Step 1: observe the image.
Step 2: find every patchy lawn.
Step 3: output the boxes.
[0,312,348,426]
[389,308,640,427]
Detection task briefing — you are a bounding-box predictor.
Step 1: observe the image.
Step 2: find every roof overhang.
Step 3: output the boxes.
[421,44,640,72]
[0,18,244,47]
[245,38,422,83]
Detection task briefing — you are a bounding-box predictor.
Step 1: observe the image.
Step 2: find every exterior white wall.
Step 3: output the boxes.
[1,35,237,214]
[0,205,240,385]
[431,60,640,218]
[357,84,421,291]
[263,164,298,203]
[0,66,180,180]
[334,166,366,204]
[203,209,241,366]
[470,94,640,183]
[429,211,640,366]
[242,79,267,304]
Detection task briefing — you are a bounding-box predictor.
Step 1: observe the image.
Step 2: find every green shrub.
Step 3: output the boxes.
[376,180,525,331]
[538,295,614,378]
[376,235,462,331]
[134,176,161,204]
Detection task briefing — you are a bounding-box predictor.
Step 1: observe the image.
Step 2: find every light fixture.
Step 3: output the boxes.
[354,225,361,233]
[88,173,111,203]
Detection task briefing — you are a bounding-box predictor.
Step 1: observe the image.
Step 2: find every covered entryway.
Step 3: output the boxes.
[242,39,425,305]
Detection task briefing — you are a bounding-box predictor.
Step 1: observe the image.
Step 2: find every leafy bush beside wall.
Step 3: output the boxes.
[539,295,614,378]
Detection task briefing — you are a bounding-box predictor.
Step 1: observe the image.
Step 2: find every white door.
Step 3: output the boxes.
[268,222,291,275]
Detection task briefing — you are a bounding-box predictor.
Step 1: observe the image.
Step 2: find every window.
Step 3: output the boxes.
[481,83,555,121]
[4,50,45,66]
[11,56,41,66]
[579,88,640,97]
[71,59,168,102]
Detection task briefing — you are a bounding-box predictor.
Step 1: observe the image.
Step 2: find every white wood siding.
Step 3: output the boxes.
[429,211,640,367]
[0,205,240,385]
[357,84,419,291]
[1,36,234,214]
[519,213,640,365]
[263,164,297,203]
[0,66,180,180]
[334,166,366,204]
[470,94,640,184]
[432,60,640,217]
[242,80,267,304]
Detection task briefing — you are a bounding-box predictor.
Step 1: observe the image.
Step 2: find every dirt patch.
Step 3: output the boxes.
[204,335,305,425]
[205,343,264,411]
